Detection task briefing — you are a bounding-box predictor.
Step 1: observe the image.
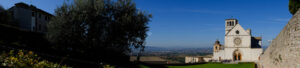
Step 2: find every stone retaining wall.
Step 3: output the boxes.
[259,10,300,68]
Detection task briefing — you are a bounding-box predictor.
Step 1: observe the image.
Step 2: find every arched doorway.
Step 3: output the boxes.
[233,49,242,61]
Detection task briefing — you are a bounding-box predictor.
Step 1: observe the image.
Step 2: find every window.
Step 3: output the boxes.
[227,22,230,26]
[236,30,239,34]
[32,12,35,16]
[11,11,14,16]
[32,26,35,31]
[37,24,41,31]
[45,16,47,20]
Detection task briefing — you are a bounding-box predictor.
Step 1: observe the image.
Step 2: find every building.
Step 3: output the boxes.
[8,2,53,33]
[185,56,199,63]
[130,56,168,64]
[212,19,263,62]
[185,56,212,63]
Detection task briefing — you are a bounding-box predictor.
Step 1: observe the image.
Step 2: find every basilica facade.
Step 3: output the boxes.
[212,19,263,62]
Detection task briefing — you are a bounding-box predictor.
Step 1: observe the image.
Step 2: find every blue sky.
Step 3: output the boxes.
[0,0,292,48]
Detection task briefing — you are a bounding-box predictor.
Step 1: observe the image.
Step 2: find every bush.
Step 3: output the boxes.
[0,50,71,68]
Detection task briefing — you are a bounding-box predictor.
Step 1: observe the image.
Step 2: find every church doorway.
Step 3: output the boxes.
[233,49,242,61]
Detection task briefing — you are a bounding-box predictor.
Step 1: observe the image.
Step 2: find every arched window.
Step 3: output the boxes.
[227,22,230,26]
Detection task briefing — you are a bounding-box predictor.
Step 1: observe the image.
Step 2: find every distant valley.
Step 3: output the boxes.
[131,46,268,56]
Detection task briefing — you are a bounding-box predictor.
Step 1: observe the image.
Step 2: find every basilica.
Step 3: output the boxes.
[212,19,263,62]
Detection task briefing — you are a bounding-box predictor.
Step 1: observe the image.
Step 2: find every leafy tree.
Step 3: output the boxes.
[47,0,151,66]
[289,0,300,15]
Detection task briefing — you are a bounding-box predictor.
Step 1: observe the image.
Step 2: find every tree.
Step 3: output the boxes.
[47,0,151,66]
[289,0,300,15]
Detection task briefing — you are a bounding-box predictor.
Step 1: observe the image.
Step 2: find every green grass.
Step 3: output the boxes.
[140,65,150,68]
[168,63,254,68]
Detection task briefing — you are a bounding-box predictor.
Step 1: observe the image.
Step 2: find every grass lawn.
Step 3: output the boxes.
[168,63,254,68]
[140,65,150,68]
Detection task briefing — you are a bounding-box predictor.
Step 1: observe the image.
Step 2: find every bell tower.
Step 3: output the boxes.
[225,19,238,34]
[214,40,222,52]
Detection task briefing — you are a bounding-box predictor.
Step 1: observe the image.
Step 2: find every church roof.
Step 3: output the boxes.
[254,37,262,41]
[225,24,237,35]
[225,23,250,36]
[225,18,238,20]
[214,40,222,46]
[215,40,220,44]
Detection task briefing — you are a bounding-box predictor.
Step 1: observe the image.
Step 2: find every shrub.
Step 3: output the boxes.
[0,50,71,68]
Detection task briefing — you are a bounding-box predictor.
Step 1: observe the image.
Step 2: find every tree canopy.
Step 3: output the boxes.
[47,0,151,66]
[289,0,300,15]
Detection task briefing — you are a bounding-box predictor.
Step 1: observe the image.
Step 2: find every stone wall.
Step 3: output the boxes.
[185,56,199,63]
[259,10,300,68]
[213,50,224,61]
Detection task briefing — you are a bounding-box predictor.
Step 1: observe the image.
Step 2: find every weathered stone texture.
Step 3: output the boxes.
[259,10,300,68]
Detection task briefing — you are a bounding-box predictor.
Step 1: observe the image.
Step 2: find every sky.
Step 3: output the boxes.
[0,0,292,48]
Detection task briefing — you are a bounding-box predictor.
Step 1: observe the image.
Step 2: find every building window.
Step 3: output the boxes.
[11,11,14,16]
[39,24,41,31]
[45,16,47,20]
[32,12,35,16]
[227,22,230,26]
[32,26,35,31]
